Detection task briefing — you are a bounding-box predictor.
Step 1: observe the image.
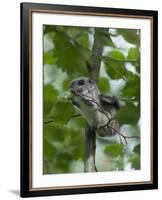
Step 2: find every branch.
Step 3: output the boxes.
[102,55,138,63]
[44,114,81,124]
[87,28,108,83]
[84,125,97,172]
[74,92,140,146]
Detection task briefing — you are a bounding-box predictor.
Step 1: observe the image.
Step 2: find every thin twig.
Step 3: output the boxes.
[44,120,54,124]
[44,114,81,125]
[72,91,110,122]
[72,91,139,145]
[102,55,138,63]
[69,114,82,120]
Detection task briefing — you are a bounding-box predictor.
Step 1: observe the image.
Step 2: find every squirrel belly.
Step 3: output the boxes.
[72,95,115,137]
[72,95,98,127]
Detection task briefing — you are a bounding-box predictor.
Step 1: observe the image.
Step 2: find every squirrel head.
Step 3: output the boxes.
[70,77,99,97]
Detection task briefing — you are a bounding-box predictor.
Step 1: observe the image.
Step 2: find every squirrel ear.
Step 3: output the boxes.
[88,78,95,84]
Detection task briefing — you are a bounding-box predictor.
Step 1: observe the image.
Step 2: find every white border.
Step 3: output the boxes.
[32,12,151,188]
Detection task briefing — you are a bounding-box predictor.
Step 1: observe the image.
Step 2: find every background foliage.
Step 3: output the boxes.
[43,25,140,174]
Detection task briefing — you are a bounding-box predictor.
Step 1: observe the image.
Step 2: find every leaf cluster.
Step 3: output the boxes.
[43,25,140,173]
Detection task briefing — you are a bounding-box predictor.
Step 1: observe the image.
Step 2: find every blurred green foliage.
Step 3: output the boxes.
[43,25,140,174]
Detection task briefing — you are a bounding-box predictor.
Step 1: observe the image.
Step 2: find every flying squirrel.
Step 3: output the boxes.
[70,77,120,137]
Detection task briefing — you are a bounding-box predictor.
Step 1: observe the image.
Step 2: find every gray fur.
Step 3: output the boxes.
[70,77,120,137]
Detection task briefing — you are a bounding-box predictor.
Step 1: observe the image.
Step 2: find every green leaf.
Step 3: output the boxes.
[104,144,124,156]
[54,152,72,172]
[53,33,89,75]
[62,78,71,91]
[76,31,90,49]
[122,74,140,99]
[44,50,56,65]
[127,48,140,61]
[43,85,58,116]
[72,116,85,129]
[43,123,84,173]
[104,50,125,79]
[129,154,140,169]
[44,85,58,102]
[105,60,124,79]
[44,124,65,141]
[43,25,56,34]
[44,137,56,158]
[117,29,140,46]
[95,30,116,47]
[133,144,140,154]
[50,102,75,124]
[55,26,90,49]
[98,77,110,93]
[122,81,139,98]
[116,102,140,125]
[108,50,125,61]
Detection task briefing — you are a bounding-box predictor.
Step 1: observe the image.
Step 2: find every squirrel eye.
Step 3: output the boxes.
[78,79,84,85]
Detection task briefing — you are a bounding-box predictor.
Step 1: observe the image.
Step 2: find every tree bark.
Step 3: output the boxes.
[87,29,105,83]
[84,28,106,172]
[84,126,96,172]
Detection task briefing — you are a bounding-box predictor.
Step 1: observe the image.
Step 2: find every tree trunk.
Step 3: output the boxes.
[84,28,107,172]
[84,126,96,172]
